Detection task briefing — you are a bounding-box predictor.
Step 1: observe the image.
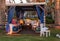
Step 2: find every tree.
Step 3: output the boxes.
[0,0,6,27]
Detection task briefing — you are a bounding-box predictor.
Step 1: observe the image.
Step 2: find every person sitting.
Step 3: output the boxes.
[7,18,18,35]
[19,19,24,25]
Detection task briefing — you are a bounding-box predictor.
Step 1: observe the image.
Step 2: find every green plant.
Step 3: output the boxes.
[46,16,54,24]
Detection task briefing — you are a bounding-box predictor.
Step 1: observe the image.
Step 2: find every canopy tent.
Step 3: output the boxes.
[5,0,46,33]
[6,6,45,32]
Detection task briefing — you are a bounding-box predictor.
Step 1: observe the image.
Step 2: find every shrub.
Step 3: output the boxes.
[46,16,54,24]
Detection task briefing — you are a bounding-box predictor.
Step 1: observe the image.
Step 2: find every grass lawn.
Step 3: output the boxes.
[0,28,60,41]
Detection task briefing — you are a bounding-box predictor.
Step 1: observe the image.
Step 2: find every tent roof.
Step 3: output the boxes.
[5,2,46,6]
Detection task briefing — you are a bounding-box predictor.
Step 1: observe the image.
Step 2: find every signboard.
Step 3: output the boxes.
[5,0,46,6]
[6,0,28,3]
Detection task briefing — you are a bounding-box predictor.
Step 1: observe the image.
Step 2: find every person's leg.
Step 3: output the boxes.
[8,24,13,34]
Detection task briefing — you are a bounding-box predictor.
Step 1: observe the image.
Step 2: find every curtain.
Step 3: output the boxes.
[6,6,15,32]
[36,5,44,23]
